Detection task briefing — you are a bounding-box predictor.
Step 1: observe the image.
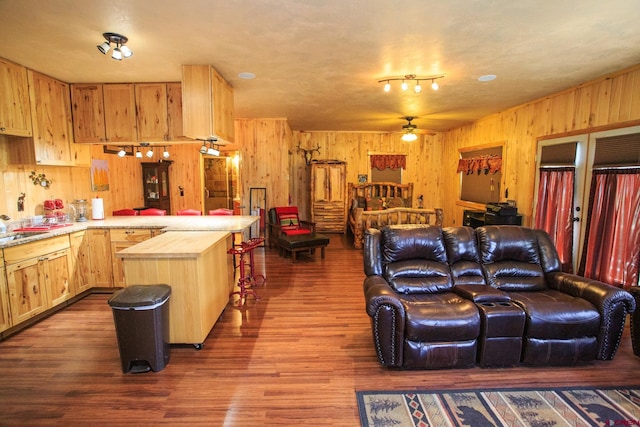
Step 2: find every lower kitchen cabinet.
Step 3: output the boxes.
[69,231,91,294]
[110,228,154,287]
[0,257,12,333]
[85,229,113,288]
[4,235,73,324]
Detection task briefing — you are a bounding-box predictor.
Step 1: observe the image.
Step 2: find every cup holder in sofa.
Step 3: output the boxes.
[476,301,525,367]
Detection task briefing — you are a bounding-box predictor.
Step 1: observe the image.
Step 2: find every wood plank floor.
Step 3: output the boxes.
[1,234,639,426]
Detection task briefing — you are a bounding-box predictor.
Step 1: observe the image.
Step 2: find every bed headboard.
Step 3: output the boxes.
[348,182,414,207]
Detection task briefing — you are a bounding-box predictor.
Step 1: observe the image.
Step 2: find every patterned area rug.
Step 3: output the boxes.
[357,387,640,427]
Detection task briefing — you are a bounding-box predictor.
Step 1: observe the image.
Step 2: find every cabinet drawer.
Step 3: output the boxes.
[110,229,152,243]
[4,235,70,264]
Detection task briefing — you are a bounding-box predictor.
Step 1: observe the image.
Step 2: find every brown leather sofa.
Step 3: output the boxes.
[363,225,636,369]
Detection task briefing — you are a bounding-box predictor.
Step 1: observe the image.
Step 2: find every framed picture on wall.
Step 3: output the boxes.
[91,159,110,191]
[358,174,367,183]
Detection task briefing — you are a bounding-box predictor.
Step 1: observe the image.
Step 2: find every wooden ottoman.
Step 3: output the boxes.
[277,233,330,263]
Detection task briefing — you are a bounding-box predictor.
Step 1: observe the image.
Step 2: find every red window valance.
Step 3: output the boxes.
[370,154,406,171]
[457,155,502,175]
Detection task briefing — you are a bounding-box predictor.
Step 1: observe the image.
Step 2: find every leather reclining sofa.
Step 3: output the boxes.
[363,225,636,369]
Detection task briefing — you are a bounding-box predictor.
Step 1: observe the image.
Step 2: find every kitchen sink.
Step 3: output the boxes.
[0,231,49,244]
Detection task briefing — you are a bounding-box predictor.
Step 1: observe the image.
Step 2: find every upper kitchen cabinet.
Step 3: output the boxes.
[71,83,137,143]
[28,70,87,166]
[0,58,32,137]
[135,83,185,141]
[182,65,235,143]
[135,83,169,141]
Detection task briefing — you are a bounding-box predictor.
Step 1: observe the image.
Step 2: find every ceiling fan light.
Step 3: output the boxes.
[402,132,418,142]
[97,42,111,54]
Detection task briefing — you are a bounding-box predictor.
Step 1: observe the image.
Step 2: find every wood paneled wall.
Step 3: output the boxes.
[2,64,639,226]
[441,64,640,227]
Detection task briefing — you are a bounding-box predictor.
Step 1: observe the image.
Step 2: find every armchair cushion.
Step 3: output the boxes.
[275,206,311,236]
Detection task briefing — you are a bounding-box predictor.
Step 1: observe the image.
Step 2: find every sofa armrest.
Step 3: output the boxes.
[454,284,510,303]
[547,272,636,359]
[364,275,406,367]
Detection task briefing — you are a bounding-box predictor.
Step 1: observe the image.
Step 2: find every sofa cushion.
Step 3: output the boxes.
[510,290,600,339]
[384,260,451,294]
[478,226,547,291]
[443,226,485,285]
[402,293,480,342]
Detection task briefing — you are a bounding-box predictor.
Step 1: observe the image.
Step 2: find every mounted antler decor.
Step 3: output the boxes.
[296,142,321,165]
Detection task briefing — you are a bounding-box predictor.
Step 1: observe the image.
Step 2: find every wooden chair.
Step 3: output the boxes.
[112,209,138,216]
[139,208,166,216]
[267,207,329,263]
[177,209,202,216]
[208,208,234,216]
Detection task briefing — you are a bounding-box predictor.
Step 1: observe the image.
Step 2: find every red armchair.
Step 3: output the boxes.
[267,206,314,248]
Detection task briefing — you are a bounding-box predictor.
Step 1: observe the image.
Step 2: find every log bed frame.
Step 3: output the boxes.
[347,182,444,249]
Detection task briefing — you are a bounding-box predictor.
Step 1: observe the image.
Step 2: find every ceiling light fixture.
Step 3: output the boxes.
[379,74,444,93]
[400,116,419,142]
[197,137,222,156]
[163,147,170,159]
[105,144,170,158]
[117,147,127,158]
[135,147,142,158]
[97,32,133,60]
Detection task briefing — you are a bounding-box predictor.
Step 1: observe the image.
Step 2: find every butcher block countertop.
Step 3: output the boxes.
[116,231,230,259]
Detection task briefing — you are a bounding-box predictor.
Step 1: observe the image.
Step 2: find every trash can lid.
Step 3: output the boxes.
[108,284,171,308]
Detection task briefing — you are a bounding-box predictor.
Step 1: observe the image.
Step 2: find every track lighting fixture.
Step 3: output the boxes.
[379,74,444,93]
[197,138,222,156]
[97,32,133,60]
[105,144,171,159]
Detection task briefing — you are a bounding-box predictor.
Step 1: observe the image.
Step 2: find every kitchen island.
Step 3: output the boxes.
[116,231,233,348]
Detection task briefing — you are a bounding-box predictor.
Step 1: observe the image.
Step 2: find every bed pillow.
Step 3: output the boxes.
[366,197,384,211]
[386,197,405,208]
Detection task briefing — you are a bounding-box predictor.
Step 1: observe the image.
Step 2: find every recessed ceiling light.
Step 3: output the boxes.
[478,74,497,82]
[238,72,256,79]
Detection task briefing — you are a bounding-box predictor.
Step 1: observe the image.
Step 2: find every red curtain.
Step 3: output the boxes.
[578,169,640,289]
[370,155,406,171]
[457,155,502,175]
[534,167,575,272]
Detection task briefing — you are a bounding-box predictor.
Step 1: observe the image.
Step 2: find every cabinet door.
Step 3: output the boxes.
[0,266,12,333]
[43,248,73,307]
[86,229,113,287]
[311,163,347,233]
[136,83,169,141]
[110,229,152,287]
[103,83,137,142]
[211,69,235,143]
[69,231,91,294]
[28,70,75,165]
[0,58,32,137]
[71,84,106,143]
[6,257,47,324]
[166,82,184,140]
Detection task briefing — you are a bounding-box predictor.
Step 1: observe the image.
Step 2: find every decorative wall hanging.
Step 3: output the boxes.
[91,159,110,191]
[370,154,406,171]
[296,142,321,165]
[29,171,53,188]
[457,155,502,175]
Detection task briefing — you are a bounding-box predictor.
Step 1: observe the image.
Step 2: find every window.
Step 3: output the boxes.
[459,145,503,204]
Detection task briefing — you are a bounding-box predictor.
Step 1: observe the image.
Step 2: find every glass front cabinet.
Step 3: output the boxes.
[142,161,172,213]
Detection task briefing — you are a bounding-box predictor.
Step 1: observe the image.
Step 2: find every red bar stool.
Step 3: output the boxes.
[227,237,266,305]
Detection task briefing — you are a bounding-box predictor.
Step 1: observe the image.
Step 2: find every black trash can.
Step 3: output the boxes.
[108,284,171,373]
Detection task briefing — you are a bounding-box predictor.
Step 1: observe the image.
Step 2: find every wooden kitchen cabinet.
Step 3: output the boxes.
[182,65,235,143]
[166,82,185,140]
[86,229,113,288]
[0,57,32,137]
[0,252,12,333]
[310,161,347,233]
[4,235,72,325]
[69,231,91,294]
[110,228,153,287]
[27,70,90,166]
[135,83,169,141]
[71,83,137,143]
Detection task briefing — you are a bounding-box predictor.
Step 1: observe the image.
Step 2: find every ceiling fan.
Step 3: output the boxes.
[400,116,434,141]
